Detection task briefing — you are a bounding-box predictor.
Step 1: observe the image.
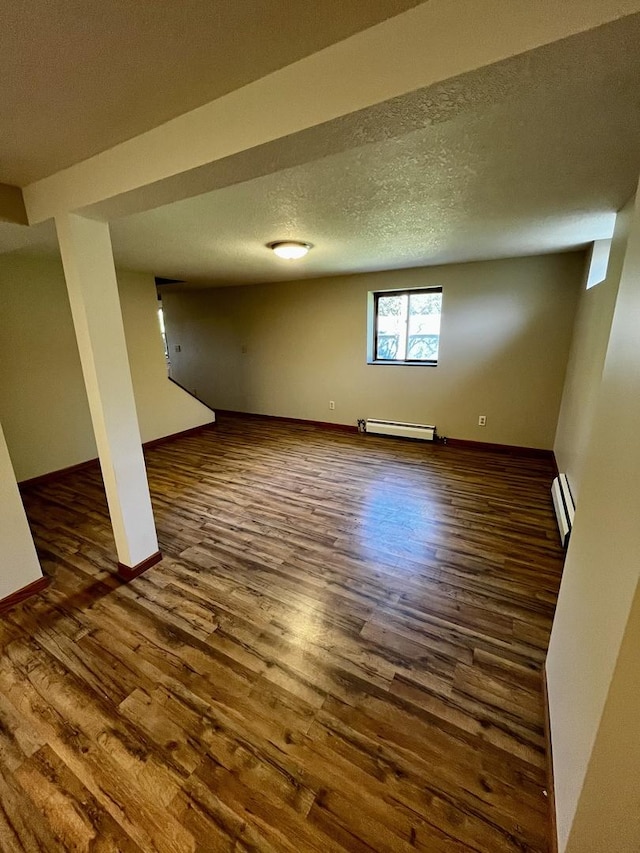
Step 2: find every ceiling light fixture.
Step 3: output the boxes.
[268,240,312,260]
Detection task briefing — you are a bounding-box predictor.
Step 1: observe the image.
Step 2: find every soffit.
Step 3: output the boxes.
[0,0,421,185]
[2,15,640,280]
[106,16,640,284]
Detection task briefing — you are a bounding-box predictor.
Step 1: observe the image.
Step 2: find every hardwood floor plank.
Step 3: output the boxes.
[0,654,196,853]
[4,413,564,851]
[0,761,64,853]
[14,744,143,852]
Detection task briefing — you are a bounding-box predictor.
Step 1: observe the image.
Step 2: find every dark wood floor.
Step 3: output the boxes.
[2,414,564,852]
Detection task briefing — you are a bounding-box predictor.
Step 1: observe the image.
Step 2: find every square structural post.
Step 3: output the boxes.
[56,213,160,579]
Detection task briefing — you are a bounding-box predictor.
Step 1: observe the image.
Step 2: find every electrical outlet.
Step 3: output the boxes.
[329,401,335,410]
[478,415,487,426]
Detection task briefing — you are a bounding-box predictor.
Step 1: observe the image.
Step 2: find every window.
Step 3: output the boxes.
[369,287,442,365]
[157,299,170,370]
[586,238,612,289]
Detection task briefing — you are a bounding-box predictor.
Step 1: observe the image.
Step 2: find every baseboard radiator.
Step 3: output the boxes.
[365,419,436,441]
[551,473,575,547]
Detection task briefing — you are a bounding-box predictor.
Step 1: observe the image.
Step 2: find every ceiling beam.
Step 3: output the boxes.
[23,0,640,225]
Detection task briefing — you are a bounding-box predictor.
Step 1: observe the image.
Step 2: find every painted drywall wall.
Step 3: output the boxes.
[0,421,43,598]
[565,579,640,852]
[0,255,97,480]
[546,190,640,851]
[553,225,627,501]
[163,252,583,449]
[161,288,246,412]
[119,268,214,444]
[0,254,213,482]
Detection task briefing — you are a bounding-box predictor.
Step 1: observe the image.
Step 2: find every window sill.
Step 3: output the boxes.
[367,360,438,367]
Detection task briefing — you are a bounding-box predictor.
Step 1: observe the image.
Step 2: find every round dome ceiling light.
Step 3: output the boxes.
[268,240,313,260]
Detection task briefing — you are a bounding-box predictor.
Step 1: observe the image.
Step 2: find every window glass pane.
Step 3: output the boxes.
[377,293,408,360]
[409,291,442,318]
[408,291,441,360]
[377,335,400,359]
[407,335,439,360]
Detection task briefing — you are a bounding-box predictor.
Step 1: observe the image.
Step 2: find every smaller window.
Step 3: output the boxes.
[157,300,170,371]
[586,238,612,290]
[370,287,442,365]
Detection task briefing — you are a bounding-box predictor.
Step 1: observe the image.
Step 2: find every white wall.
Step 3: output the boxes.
[0,255,96,480]
[0,421,43,598]
[553,222,627,501]
[162,287,246,412]
[119,269,214,444]
[547,189,640,852]
[163,252,583,449]
[0,254,213,482]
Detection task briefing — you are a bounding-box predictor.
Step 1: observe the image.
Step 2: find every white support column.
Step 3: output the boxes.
[0,421,46,605]
[55,213,160,578]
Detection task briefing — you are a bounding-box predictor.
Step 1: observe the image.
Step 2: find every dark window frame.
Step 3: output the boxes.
[372,286,442,366]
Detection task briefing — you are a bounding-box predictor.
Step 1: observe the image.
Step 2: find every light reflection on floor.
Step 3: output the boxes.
[357,475,439,568]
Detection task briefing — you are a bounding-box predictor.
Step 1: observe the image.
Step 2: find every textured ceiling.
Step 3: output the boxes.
[102,16,640,285]
[0,0,421,185]
[2,15,639,282]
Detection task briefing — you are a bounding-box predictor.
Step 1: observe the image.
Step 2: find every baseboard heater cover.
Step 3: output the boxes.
[551,473,575,548]
[366,419,436,441]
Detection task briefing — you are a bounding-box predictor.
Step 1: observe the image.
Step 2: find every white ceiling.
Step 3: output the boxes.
[107,14,640,284]
[2,13,640,283]
[0,0,420,185]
